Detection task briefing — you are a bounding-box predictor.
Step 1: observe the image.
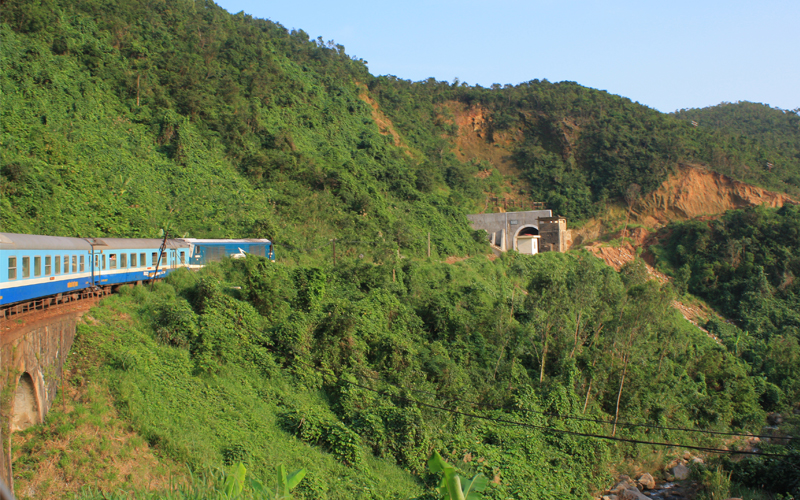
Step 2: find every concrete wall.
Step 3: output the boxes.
[0,310,81,488]
[539,216,568,253]
[466,210,553,251]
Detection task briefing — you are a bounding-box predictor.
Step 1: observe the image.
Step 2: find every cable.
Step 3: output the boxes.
[352,367,788,441]
[341,378,791,458]
[290,358,791,457]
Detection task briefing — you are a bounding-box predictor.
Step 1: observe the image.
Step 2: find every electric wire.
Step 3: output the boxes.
[340,377,791,458]
[290,357,792,458]
[352,368,788,441]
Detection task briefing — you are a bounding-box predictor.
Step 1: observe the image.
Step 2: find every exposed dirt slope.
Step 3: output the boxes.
[438,102,544,211]
[634,163,796,227]
[356,83,407,150]
[440,102,523,175]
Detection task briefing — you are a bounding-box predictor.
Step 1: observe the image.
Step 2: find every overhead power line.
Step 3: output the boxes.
[290,358,791,457]
[353,369,788,441]
[341,378,790,458]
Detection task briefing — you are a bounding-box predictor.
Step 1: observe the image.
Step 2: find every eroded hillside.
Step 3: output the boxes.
[634,163,796,226]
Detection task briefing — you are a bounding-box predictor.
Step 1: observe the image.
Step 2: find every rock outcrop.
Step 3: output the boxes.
[620,489,650,500]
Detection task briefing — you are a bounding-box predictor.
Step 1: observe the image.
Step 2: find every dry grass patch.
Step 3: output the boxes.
[12,374,186,499]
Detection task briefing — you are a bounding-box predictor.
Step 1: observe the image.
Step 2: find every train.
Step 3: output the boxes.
[0,233,274,311]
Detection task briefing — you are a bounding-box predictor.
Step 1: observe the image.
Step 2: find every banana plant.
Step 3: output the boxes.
[249,464,307,500]
[428,452,488,500]
[222,463,247,499]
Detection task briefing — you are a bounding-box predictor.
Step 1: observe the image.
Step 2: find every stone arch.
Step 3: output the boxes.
[11,372,40,432]
[515,225,539,237]
[513,225,540,254]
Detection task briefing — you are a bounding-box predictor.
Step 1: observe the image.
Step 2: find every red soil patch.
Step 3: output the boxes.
[635,163,796,227]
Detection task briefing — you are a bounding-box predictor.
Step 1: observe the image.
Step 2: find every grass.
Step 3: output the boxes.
[727,484,782,500]
[13,284,425,499]
[12,376,188,499]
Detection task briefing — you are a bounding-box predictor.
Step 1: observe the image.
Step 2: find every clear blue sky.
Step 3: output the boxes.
[214,0,798,113]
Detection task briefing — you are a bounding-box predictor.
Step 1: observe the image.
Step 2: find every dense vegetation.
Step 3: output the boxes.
[0,0,486,259]
[3,1,799,498]
[654,205,800,405]
[369,80,800,221]
[15,253,783,499]
[3,0,800,246]
[674,102,800,192]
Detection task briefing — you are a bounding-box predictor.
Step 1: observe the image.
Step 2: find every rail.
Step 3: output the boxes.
[1,288,108,321]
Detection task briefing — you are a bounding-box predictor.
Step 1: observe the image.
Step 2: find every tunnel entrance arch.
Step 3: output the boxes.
[11,372,40,432]
[514,225,540,255]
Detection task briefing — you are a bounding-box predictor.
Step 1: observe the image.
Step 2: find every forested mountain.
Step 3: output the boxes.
[673,102,800,194]
[655,204,800,403]
[2,0,799,248]
[2,1,799,499]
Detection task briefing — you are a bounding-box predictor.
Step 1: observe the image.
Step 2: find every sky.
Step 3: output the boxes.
[213,0,799,114]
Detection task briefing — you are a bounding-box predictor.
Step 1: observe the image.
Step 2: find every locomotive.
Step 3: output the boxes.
[0,233,274,311]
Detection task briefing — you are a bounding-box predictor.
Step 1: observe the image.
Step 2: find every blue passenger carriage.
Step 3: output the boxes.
[2,233,270,315]
[86,238,192,286]
[0,233,94,307]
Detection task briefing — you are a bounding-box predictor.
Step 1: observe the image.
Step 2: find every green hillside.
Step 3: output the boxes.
[3,0,799,247]
[672,102,800,194]
[653,204,800,402]
[2,1,800,499]
[0,0,487,259]
[17,254,783,499]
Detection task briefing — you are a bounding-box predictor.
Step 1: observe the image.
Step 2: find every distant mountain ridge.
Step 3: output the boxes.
[1,0,798,250]
[672,102,800,192]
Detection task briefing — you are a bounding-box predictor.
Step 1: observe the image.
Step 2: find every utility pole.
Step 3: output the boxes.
[150,231,169,291]
[427,232,431,258]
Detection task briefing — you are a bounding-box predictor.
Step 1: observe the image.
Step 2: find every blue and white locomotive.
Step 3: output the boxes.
[0,233,273,310]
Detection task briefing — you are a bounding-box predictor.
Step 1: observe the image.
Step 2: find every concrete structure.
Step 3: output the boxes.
[538,216,568,253]
[0,300,94,488]
[466,210,567,254]
[466,210,551,253]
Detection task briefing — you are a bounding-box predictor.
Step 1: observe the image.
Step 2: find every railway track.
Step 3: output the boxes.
[0,286,114,331]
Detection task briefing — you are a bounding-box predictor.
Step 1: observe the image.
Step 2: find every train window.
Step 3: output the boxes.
[140,253,146,267]
[161,252,167,264]
[180,251,185,264]
[102,255,106,270]
[63,256,69,274]
[8,257,17,280]
[72,255,77,273]
[55,256,61,275]
[80,255,85,272]
[130,253,137,267]
[151,252,157,266]
[22,257,30,278]
[120,253,127,268]
[94,255,99,271]
[45,256,51,276]
[34,256,41,277]
[109,254,117,269]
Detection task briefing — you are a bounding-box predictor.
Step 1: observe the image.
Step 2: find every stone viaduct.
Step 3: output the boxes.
[0,297,99,490]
